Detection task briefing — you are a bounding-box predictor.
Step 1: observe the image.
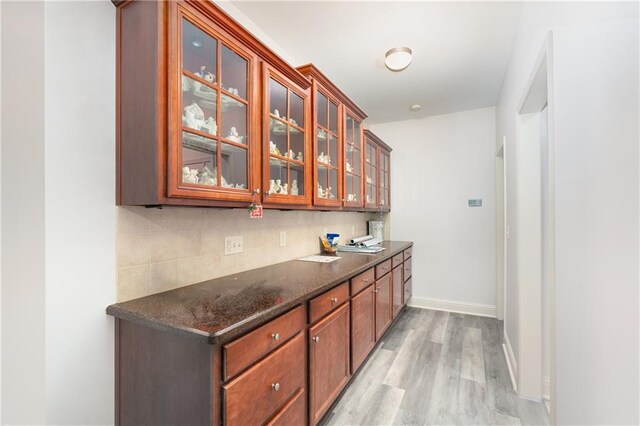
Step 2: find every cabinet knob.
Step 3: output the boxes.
[272,383,280,392]
[312,336,320,343]
[373,287,379,293]
[331,297,338,304]
[272,332,280,341]
[363,279,369,283]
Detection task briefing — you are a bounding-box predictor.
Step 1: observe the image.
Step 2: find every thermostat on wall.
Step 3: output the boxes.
[468,199,482,207]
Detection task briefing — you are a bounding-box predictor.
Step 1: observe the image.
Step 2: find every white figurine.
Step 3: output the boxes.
[201,117,217,135]
[227,127,242,143]
[275,179,282,193]
[318,152,328,164]
[183,167,198,184]
[326,186,333,198]
[282,183,288,195]
[233,88,239,96]
[317,183,325,198]
[269,141,279,155]
[366,176,373,184]
[204,72,215,83]
[273,109,280,118]
[291,179,299,196]
[184,102,205,130]
[182,166,191,183]
[290,118,297,126]
[269,179,277,194]
[182,75,191,92]
[288,149,295,159]
[297,151,304,161]
[199,166,216,185]
[346,162,353,173]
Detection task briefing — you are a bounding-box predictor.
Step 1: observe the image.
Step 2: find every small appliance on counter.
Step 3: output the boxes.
[368,220,384,240]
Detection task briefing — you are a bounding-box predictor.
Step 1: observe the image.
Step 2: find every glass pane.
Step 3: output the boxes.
[269,158,288,194]
[221,45,247,100]
[346,174,354,201]
[354,121,362,148]
[290,92,304,128]
[317,129,328,164]
[269,78,287,119]
[353,147,361,175]
[353,176,361,201]
[290,163,304,196]
[328,134,338,167]
[329,101,338,134]
[220,143,247,189]
[221,94,246,144]
[182,132,217,186]
[328,168,338,200]
[317,166,328,199]
[290,128,305,162]
[183,78,217,135]
[269,118,287,157]
[346,116,354,143]
[345,148,354,174]
[317,92,328,129]
[182,19,217,84]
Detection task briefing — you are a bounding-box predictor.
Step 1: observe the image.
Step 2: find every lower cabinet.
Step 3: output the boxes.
[309,303,351,425]
[350,284,376,373]
[266,388,307,426]
[223,332,306,425]
[392,265,403,319]
[374,273,392,340]
[404,277,412,302]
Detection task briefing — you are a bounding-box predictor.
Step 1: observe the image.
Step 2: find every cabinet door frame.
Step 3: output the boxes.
[167,2,260,202]
[378,147,391,212]
[374,273,393,340]
[350,284,376,373]
[261,63,312,206]
[342,107,365,209]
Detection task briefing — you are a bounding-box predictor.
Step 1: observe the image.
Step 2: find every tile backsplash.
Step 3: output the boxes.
[117,206,379,302]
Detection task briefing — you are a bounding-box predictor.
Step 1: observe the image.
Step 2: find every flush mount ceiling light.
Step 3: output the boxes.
[410,104,422,112]
[385,47,412,72]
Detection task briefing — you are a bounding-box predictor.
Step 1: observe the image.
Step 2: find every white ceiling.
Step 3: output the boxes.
[232,1,522,124]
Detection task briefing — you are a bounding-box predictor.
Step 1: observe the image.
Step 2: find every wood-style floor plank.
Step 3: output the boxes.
[325,307,549,426]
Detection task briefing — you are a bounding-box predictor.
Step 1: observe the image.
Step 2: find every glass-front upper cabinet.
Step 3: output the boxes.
[364,129,392,211]
[263,64,311,205]
[379,149,391,211]
[364,137,379,209]
[343,110,365,208]
[313,89,342,206]
[168,9,257,202]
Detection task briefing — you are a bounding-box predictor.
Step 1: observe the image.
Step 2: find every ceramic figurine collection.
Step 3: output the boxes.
[273,109,299,127]
[346,161,354,173]
[317,152,331,164]
[269,141,303,161]
[269,178,299,195]
[317,183,334,199]
[346,193,357,202]
[182,165,246,189]
[183,103,217,135]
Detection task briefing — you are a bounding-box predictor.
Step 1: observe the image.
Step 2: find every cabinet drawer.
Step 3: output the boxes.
[392,253,404,269]
[404,247,412,260]
[266,388,306,426]
[224,305,306,381]
[350,267,375,296]
[224,332,306,426]
[404,257,412,281]
[375,259,392,279]
[309,282,349,323]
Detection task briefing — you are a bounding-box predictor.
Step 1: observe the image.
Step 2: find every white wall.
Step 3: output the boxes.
[496,2,639,423]
[44,2,116,424]
[370,107,496,312]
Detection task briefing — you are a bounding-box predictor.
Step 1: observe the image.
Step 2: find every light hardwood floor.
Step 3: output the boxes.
[323,307,550,426]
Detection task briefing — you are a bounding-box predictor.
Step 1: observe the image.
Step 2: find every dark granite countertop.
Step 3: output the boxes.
[107,240,413,345]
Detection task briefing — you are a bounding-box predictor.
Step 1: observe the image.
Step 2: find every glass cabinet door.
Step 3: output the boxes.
[343,111,363,207]
[379,149,390,210]
[314,89,341,205]
[264,66,310,204]
[170,13,254,201]
[364,139,378,208]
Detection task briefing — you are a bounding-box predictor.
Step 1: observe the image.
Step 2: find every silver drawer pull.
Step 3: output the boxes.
[312,336,320,343]
[272,332,280,341]
[331,297,338,304]
[272,383,280,392]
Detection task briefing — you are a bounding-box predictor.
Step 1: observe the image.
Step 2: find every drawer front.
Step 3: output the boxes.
[404,277,412,303]
[375,259,392,279]
[224,305,306,381]
[350,267,375,296]
[404,247,412,260]
[266,388,306,426]
[392,253,404,269]
[309,282,349,323]
[404,257,412,281]
[224,332,306,426]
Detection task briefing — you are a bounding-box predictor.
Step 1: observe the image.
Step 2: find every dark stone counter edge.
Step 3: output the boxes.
[107,242,413,345]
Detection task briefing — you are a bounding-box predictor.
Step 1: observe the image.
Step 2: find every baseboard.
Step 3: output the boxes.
[407,296,496,318]
[502,331,518,392]
[542,376,550,401]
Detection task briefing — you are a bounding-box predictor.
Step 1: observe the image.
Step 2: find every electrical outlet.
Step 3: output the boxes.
[279,231,286,247]
[224,235,243,255]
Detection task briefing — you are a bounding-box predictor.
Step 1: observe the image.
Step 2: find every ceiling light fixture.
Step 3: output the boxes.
[410,104,422,112]
[385,47,412,72]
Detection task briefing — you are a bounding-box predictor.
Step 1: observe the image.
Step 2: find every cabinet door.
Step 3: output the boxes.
[392,266,403,319]
[374,273,392,340]
[309,303,350,425]
[351,284,376,373]
[379,148,391,211]
[343,110,364,208]
[364,138,379,209]
[168,5,258,202]
[313,85,342,207]
[263,64,311,206]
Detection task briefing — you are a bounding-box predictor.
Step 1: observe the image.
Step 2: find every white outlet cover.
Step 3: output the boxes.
[224,236,243,255]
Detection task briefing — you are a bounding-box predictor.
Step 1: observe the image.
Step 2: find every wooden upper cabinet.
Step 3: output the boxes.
[262,64,312,206]
[297,64,368,209]
[168,4,258,203]
[363,130,392,211]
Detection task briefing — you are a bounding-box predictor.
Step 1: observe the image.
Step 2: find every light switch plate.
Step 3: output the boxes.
[224,235,243,255]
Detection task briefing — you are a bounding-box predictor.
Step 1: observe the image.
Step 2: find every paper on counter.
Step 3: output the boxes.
[298,255,341,263]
